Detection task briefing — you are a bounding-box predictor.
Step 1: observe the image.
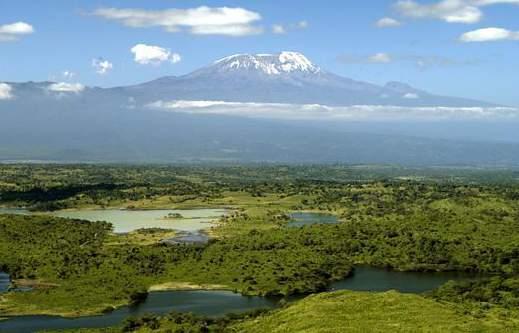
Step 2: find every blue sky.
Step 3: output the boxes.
[1,0,518,105]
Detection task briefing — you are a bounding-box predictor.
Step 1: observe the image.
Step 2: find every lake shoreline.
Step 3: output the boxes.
[0,266,482,320]
[148,282,231,292]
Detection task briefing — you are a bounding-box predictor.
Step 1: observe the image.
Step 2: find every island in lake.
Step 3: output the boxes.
[163,212,184,219]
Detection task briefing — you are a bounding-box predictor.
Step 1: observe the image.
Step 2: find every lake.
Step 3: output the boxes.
[0,208,226,233]
[0,290,278,333]
[331,266,478,293]
[0,272,10,293]
[0,266,478,333]
[288,212,339,227]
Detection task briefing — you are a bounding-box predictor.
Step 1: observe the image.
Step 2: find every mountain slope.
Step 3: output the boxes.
[120,52,493,107]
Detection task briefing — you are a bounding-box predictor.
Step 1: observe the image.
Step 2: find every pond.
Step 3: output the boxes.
[331,266,479,293]
[0,266,479,333]
[0,272,10,293]
[287,212,339,227]
[0,208,226,234]
[161,231,209,245]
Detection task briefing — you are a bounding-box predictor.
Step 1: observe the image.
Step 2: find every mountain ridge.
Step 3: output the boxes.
[121,51,497,107]
[1,51,498,107]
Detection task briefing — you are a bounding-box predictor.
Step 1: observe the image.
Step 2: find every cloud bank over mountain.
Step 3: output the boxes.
[0,83,13,100]
[148,100,518,121]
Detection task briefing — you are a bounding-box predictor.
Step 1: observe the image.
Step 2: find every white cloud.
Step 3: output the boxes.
[376,17,402,27]
[339,53,473,69]
[407,55,474,69]
[460,27,519,41]
[396,0,482,23]
[297,21,309,29]
[92,58,113,74]
[0,83,13,100]
[369,53,392,63]
[48,82,85,93]
[271,21,308,34]
[473,0,519,5]
[131,44,181,65]
[169,53,181,64]
[272,24,286,34]
[191,24,262,36]
[395,0,519,24]
[62,71,76,79]
[93,6,262,36]
[0,22,34,41]
[339,53,393,64]
[148,100,519,121]
[403,93,420,99]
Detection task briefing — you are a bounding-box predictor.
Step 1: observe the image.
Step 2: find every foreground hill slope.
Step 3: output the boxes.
[232,290,514,333]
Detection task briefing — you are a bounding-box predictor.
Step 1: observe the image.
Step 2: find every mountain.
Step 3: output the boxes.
[0,51,496,110]
[118,52,494,107]
[1,51,517,165]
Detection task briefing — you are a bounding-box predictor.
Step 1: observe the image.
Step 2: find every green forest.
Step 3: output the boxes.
[0,164,518,332]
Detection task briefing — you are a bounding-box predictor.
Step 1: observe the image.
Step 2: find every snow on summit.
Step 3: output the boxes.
[213,51,320,75]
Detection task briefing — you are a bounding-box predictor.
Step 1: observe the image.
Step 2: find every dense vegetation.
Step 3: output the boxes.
[1,164,518,211]
[0,214,352,316]
[430,276,519,313]
[0,164,518,331]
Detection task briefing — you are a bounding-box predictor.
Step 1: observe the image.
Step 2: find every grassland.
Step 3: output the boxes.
[104,229,178,246]
[231,290,518,333]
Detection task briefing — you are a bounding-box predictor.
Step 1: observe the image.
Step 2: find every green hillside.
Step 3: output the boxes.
[231,290,517,333]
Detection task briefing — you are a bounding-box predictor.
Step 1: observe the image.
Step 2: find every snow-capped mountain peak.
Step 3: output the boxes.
[212,51,320,75]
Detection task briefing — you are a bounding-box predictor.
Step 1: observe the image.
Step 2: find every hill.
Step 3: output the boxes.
[232,290,515,333]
